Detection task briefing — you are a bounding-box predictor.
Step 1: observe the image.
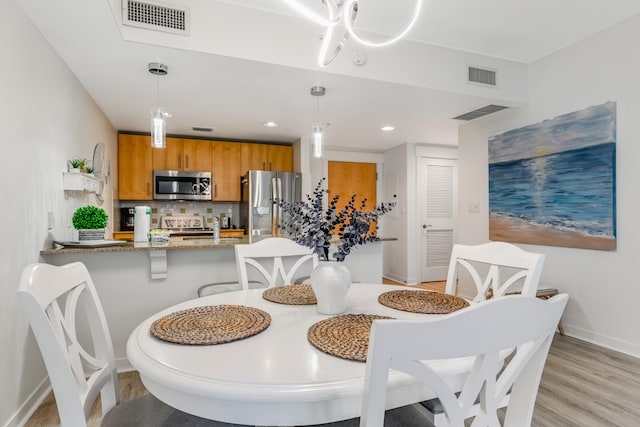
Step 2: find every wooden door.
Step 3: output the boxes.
[152,137,183,170]
[183,139,212,171]
[240,143,268,174]
[118,134,153,200]
[212,141,241,201]
[267,145,293,172]
[328,161,377,234]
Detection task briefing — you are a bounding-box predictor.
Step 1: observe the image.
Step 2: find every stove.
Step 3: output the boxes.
[159,214,213,235]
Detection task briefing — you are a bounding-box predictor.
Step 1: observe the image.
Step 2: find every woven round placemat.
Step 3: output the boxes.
[262,284,317,305]
[378,290,469,314]
[308,314,394,362]
[149,305,271,345]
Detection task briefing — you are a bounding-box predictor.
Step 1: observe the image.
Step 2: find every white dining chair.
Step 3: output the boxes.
[319,293,568,427]
[417,241,546,425]
[445,242,546,302]
[18,262,246,427]
[198,237,318,296]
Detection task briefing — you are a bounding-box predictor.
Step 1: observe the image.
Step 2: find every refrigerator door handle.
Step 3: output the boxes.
[276,177,283,237]
[272,176,278,236]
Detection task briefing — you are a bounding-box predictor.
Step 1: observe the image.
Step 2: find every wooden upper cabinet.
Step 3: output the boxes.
[240,143,293,173]
[118,134,153,200]
[240,143,268,174]
[211,141,241,201]
[152,137,182,170]
[152,138,212,172]
[268,145,293,172]
[183,139,212,171]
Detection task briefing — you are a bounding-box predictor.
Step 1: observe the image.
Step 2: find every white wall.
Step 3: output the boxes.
[1,1,117,425]
[458,14,640,357]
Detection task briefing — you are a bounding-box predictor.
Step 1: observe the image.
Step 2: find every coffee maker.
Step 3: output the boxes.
[120,207,136,231]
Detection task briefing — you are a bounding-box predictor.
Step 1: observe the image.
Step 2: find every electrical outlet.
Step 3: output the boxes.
[468,203,480,214]
[47,211,54,230]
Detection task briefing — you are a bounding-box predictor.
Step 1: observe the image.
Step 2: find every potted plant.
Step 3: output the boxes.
[68,158,89,173]
[274,178,395,314]
[72,205,108,241]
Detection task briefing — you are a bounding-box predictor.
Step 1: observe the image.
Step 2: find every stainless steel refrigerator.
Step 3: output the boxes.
[239,170,302,242]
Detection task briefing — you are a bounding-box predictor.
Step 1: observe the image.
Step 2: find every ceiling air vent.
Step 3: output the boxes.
[468,66,497,86]
[122,0,190,35]
[452,105,508,121]
[192,127,214,133]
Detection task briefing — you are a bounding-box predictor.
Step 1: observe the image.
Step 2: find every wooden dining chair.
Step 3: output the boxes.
[445,242,546,303]
[18,262,246,427]
[319,294,568,427]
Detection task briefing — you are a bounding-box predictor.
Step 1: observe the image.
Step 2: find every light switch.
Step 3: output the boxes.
[468,203,480,214]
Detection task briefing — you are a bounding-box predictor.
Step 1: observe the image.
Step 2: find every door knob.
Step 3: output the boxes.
[422,224,433,229]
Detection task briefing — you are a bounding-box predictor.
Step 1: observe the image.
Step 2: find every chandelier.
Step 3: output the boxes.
[282,0,423,67]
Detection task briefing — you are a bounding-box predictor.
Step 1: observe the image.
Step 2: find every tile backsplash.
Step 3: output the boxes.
[117,201,239,230]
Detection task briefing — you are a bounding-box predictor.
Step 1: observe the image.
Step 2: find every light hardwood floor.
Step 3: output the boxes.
[26,282,640,427]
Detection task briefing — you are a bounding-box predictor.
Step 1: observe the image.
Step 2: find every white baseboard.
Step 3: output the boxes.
[6,359,134,427]
[383,274,420,286]
[4,377,51,427]
[116,357,134,372]
[561,322,640,359]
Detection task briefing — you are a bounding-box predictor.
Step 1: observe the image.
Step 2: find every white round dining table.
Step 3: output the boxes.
[126,284,472,426]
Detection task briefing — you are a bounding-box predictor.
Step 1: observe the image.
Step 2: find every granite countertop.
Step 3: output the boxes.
[40,237,250,255]
[40,236,397,256]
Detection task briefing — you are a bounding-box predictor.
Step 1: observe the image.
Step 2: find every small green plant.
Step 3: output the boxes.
[72,206,108,230]
[68,158,88,170]
[84,166,94,174]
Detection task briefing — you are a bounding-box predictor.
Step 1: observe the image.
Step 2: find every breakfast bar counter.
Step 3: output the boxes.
[39,237,250,255]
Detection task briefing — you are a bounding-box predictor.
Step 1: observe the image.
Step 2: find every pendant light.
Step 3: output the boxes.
[148,63,170,148]
[311,86,325,158]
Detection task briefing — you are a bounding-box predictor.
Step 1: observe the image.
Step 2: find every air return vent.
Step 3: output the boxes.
[122,0,190,35]
[452,105,508,121]
[468,66,497,86]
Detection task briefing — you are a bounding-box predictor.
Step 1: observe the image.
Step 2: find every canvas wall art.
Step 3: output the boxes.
[488,101,616,250]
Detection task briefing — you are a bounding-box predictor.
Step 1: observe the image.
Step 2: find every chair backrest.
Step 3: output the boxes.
[445,242,545,303]
[17,262,120,427]
[361,294,569,427]
[234,237,319,290]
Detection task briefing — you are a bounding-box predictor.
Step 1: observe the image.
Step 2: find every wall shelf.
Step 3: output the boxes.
[63,172,103,193]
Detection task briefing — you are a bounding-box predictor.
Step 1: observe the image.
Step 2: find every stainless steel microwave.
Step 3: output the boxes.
[153,170,212,201]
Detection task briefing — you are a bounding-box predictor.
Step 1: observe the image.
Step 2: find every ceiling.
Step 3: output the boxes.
[16,0,640,152]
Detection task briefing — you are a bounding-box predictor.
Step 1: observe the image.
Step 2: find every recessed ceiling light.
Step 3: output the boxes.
[381,126,395,132]
[263,121,279,128]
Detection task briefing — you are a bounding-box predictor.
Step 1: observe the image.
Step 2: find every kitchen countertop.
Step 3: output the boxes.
[40,237,249,255]
[40,236,397,256]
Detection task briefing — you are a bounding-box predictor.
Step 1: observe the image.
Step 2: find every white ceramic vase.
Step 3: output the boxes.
[311,261,352,315]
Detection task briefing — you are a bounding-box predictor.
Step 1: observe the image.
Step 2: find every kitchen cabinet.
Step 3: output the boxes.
[118,134,153,200]
[211,141,241,201]
[240,143,293,173]
[267,144,293,172]
[153,138,212,172]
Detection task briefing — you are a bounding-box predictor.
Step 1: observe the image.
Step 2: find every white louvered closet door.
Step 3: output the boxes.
[419,157,458,282]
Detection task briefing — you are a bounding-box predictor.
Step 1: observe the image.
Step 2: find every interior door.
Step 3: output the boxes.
[419,157,458,282]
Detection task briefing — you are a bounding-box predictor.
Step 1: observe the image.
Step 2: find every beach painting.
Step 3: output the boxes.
[489,102,616,250]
